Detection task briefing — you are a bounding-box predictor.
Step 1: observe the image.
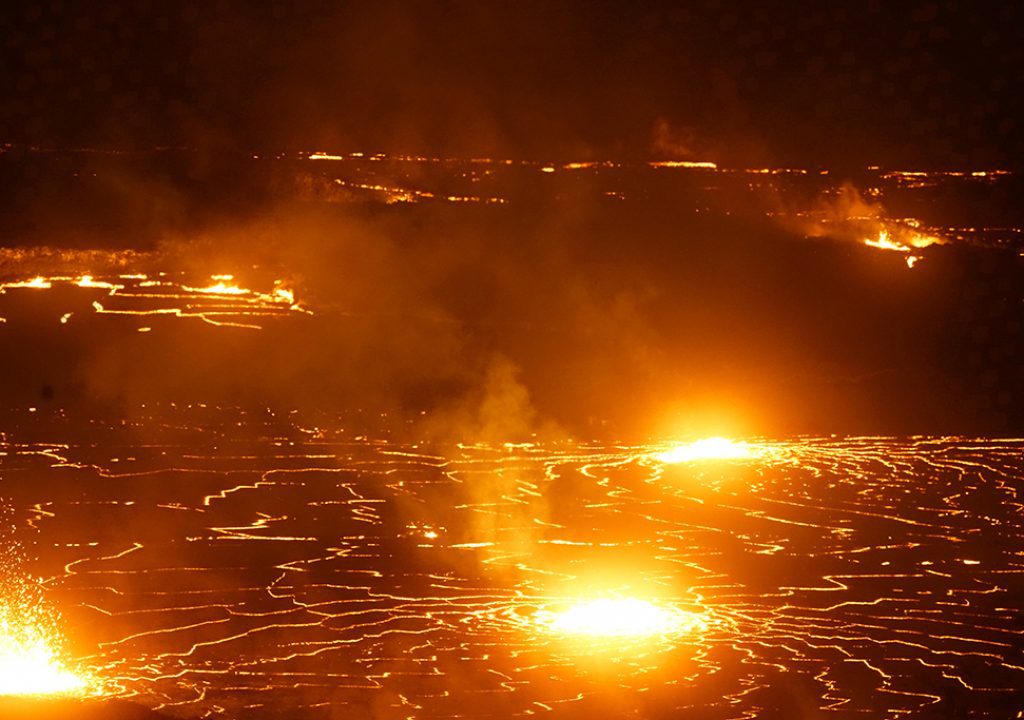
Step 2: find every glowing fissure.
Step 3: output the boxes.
[0,273,310,330]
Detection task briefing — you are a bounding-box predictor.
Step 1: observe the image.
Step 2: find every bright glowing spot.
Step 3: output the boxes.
[540,166,556,173]
[76,275,120,290]
[423,530,438,539]
[906,255,920,269]
[59,313,72,325]
[907,232,942,249]
[5,277,52,289]
[655,437,757,463]
[537,598,704,638]
[648,160,718,169]
[864,227,942,257]
[272,285,295,305]
[865,229,909,253]
[183,281,248,296]
[0,607,95,696]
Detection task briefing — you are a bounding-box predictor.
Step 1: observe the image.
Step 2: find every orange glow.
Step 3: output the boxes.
[864,229,910,253]
[535,598,706,639]
[75,275,120,291]
[648,160,718,169]
[654,436,758,463]
[272,284,295,305]
[864,227,942,256]
[0,600,96,697]
[182,278,249,295]
[1,271,310,330]
[2,276,52,290]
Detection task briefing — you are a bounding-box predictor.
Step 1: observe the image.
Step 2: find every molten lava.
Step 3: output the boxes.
[863,226,943,268]
[182,276,249,295]
[3,276,52,289]
[0,600,94,697]
[654,437,757,463]
[1,271,308,329]
[536,598,705,639]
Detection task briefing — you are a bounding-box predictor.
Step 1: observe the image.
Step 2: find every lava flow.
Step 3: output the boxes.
[2,409,1021,718]
[0,271,308,330]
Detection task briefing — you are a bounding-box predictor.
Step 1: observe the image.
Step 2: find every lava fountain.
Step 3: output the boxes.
[0,580,96,697]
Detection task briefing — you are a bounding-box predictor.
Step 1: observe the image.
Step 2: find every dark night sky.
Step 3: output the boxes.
[1,0,1022,168]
